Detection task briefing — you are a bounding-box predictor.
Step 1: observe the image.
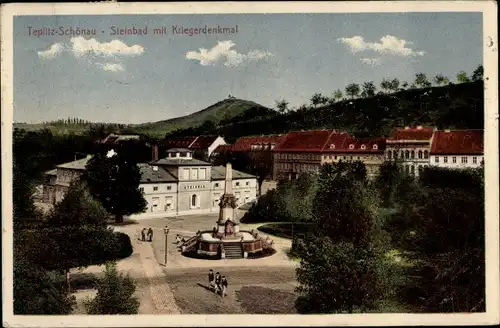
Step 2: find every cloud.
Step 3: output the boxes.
[37,37,144,72]
[37,42,65,59]
[338,35,425,57]
[360,57,381,67]
[186,40,273,67]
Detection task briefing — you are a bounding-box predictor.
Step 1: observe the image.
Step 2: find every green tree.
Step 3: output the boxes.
[333,89,344,102]
[414,73,431,88]
[345,83,361,99]
[361,81,377,98]
[86,262,140,314]
[310,93,324,108]
[14,256,76,314]
[389,78,400,92]
[275,99,290,114]
[471,65,483,81]
[13,160,41,230]
[380,78,392,93]
[85,151,147,223]
[433,74,450,86]
[456,71,470,83]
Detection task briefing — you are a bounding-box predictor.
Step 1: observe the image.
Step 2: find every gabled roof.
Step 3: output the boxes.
[323,135,385,153]
[430,129,483,155]
[44,169,58,176]
[231,134,285,151]
[274,130,336,152]
[56,155,92,170]
[189,135,220,150]
[213,144,233,153]
[138,163,177,183]
[101,133,140,144]
[211,166,256,180]
[321,132,350,152]
[387,126,435,142]
[160,136,198,149]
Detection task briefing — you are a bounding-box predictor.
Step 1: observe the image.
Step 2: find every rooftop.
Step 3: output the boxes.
[430,129,483,155]
[152,157,212,166]
[211,166,256,180]
[213,144,233,154]
[387,126,435,141]
[232,134,285,152]
[138,163,177,183]
[274,130,336,152]
[56,155,92,170]
[189,135,220,150]
[323,135,385,153]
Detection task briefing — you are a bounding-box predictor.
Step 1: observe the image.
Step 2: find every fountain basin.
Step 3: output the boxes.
[190,230,265,257]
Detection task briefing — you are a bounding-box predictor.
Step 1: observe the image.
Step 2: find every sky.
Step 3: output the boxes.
[13,12,482,124]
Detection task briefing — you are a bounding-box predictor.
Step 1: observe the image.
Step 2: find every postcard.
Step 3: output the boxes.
[1,1,499,327]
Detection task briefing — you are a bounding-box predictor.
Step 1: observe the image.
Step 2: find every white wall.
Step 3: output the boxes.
[430,155,483,169]
[140,182,178,213]
[208,136,227,157]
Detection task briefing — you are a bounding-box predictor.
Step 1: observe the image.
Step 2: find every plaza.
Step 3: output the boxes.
[70,211,299,314]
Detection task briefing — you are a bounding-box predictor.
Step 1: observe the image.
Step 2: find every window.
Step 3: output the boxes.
[410,165,415,175]
[235,182,240,186]
[411,150,415,159]
[349,144,354,149]
[357,156,360,160]
[452,156,457,163]
[182,168,190,180]
[388,150,392,158]
[424,150,429,159]
[418,150,423,159]
[139,187,144,192]
[444,156,448,163]
[434,156,439,163]
[199,168,206,179]
[152,197,159,212]
[215,183,219,188]
[473,157,477,164]
[334,156,338,160]
[373,144,378,150]
[361,144,366,150]
[167,186,171,190]
[394,152,398,159]
[343,156,346,160]
[191,194,197,207]
[330,144,335,149]
[246,181,250,186]
[405,150,410,159]
[191,168,199,180]
[461,157,468,164]
[153,186,158,191]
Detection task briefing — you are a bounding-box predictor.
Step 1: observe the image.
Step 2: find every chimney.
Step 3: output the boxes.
[417,126,423,129]
[152,144,159,161]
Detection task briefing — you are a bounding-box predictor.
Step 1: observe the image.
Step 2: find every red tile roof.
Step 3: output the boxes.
[323,135,386,153]
[160,136,198,149]
[321,132,350,152]
[275,130,336,152]
[189,135,219,150]
[232,135,285,152]
[387,126,435,141]
[430,129,483,155]
[213,144,233,153]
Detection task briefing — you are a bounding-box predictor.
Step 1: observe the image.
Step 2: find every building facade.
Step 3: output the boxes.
[42,149,257,218]
[321,135,386,178]
[430,129,484,169]
[385,126,435,177]
[159,135,227,160]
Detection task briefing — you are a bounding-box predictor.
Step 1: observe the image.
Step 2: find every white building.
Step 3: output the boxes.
[430,129,484,169]
[42,149,258,218]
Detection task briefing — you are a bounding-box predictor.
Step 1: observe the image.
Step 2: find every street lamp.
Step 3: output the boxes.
[163,227,170,266]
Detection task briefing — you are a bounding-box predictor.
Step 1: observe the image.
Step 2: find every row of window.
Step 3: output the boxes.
[250,143,276,150]
[277,163,318,171]
[387,149,429,160]
[181,168,208,180]
[434,156,479,164]
[323,155,381,161]
[141,180,250,193]
[277,153,319,160]
[328,143,379,150]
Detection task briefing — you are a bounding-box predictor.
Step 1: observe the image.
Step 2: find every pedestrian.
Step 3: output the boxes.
[148,228,154,242]
[221,276,228,297]
[141,228,146,242]
[214,271,222,295]
[208,269,215,291]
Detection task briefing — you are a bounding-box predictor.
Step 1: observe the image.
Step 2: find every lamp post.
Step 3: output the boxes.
[163,227,170,266]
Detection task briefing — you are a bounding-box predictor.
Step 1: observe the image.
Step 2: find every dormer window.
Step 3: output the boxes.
[330,144,335,149]
[360,145,366,150]
[373,144,378,150]
[349,144,355,149]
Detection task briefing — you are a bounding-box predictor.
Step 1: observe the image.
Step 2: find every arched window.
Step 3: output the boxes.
[410,165,415,175]
[418,150,423,159]
[191,194,197,207]
[424,150,429,159]
[394,151,398,159]
[388,150,392,158]
[373,144,378,150]
[361,144,366,150]
[349,144,355,149]
[400,151,404,158]
[330,144,335,149]
[405,150,410,159]
[410,150,415,159]
[405,165,410,174]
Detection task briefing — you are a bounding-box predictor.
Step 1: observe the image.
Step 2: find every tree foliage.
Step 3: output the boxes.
[345,83,361,99]
[85,150,147,223]
[361,81,377,98]
[471,65,483,81]
[456,71,470,84]
[85,262,140,314]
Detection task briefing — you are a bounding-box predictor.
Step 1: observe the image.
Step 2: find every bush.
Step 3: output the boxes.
[113,232,133,259]
[257,223,313,240]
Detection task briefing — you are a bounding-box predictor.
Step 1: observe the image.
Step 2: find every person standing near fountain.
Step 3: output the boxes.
[215,272,222,294]
[221,276,228,297]
[208,269,215,291]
